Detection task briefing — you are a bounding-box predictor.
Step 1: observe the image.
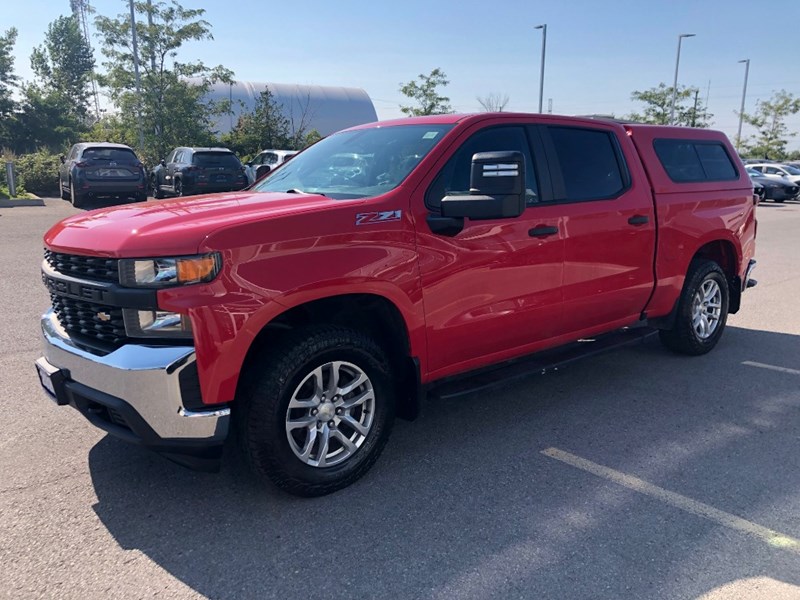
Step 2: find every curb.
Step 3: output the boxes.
[0,198,46,207]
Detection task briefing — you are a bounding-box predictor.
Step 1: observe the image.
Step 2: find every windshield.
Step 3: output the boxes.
[782,165,800,175]
[253,124,454,199]
[747,168,761,177]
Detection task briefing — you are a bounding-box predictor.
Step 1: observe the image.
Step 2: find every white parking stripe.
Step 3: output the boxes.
[541,447,800,554]
[742,361,800,376]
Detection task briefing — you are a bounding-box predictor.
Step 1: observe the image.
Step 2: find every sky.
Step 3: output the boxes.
[5,0,800,150]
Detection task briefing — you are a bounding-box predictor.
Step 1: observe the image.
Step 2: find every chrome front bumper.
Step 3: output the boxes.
[39,309,229,446]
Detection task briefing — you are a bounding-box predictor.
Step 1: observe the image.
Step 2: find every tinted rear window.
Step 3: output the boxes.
[548,126,626,201]
[82,147,138,162]
[192,152,241,168]
[653,139,738,182]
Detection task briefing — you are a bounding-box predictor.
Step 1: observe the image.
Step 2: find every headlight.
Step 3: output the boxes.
[119,253,221,287]
[123,308,193,338]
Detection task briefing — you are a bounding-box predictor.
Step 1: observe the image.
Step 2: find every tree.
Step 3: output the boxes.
[12,85,88,153]
[0,27,19,147]
[94,0,233,164]
[399,68,452,116]
[627,83,712,128]
[739,90,800,160]
[220,88,291,158]
[477,93,509,112]
[30,15,95,121]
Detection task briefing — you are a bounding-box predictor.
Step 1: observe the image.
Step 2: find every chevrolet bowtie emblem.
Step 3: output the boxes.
[96,312,111,322]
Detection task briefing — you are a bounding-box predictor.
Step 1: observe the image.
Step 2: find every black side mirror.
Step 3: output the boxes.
[59,155,66,164]
[160,159,166,167]
[255,164,272,181]
[440,151,526,220]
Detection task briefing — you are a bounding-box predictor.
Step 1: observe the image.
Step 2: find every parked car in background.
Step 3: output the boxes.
[747,168,799,202]
[150,147,248,198]
[59,142,147,208]
[245,149,298,183]
[751,179,765,201]
[747,163,800,186]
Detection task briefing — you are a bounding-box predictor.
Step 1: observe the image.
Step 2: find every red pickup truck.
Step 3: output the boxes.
[36,114,757,496]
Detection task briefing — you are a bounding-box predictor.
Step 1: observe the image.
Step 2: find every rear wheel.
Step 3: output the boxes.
[69,179,85,209]
[774,198,785,203]
[60,179,70,200]
[236,326,396,497]
[135,191,147,202]
[659,259,729,355]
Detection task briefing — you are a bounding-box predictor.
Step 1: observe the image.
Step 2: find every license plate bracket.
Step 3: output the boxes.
[35,358,70,406]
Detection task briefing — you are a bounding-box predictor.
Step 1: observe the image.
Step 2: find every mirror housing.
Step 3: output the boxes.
[440,151,526,220]
[159,158,166,167]
[59,155,66,164]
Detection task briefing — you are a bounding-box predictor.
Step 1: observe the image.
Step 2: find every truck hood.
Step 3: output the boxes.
[45,191,349,257]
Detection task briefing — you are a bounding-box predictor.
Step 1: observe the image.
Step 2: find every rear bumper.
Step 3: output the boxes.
[37,309,229,470]
[81,180,146,195]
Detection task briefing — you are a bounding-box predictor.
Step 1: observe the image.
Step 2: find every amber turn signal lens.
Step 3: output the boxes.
[177,255,217,284]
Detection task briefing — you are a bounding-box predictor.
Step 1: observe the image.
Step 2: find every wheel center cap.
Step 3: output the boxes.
[317,403,335,421]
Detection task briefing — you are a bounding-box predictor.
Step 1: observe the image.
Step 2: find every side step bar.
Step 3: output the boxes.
[430,327,658,400]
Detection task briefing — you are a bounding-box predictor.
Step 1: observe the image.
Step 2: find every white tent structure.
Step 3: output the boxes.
[201,80,379,137]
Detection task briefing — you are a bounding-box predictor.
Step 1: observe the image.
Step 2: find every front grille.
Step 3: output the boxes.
[50,293,127,346]
[44,249,119,283]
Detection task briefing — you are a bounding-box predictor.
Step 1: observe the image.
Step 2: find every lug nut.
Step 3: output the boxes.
[328,420,335,428]
[336,408,343,415]
[311,408,318,416]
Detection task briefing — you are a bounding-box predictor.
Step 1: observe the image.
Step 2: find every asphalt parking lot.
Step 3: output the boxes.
[1,197,800,600]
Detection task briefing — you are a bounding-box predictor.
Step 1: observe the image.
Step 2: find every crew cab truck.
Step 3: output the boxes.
[36,113,757,497]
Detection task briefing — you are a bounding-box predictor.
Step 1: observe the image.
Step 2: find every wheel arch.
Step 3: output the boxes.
[691,238,742,313]
[236,293,423,421]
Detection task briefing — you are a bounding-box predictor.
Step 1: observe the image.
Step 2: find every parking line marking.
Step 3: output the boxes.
[742,361,800,376]
[541,447,800,554]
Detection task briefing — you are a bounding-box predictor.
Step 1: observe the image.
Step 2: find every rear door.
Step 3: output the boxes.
[539,122,656,333]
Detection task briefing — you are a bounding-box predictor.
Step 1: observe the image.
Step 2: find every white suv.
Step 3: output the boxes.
[245,149,299,184]
[748,163,800,186]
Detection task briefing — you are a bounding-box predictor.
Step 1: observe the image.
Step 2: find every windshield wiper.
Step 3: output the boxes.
[286,188,326,197]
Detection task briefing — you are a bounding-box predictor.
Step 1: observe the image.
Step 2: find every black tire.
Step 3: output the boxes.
[174,178,183,197]
[659,259,729,355]
[236,326,396,497]
[151,176,164,199]
[774,198,785,203]
[60,180,70,200]
[69,179,85,209]
[135,191,147,202]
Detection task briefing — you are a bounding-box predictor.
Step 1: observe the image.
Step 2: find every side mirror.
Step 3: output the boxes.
[59,155,66,164]
[255,164,272,181]
[440,151,526,220]
[159,159,166,167]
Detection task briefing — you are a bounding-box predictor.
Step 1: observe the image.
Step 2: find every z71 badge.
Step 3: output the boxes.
[355,210,402,226]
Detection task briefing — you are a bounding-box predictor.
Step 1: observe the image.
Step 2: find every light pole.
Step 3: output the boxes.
[736,59,750,152]
[129,0,145,152]
[669,33,695,125]
[535,24,547,113]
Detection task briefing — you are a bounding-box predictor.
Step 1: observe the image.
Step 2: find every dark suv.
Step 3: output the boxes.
[150,147,248,198]
[59,143,147,208]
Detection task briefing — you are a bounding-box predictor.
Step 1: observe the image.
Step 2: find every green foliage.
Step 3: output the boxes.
[740,90,800,160]
[220,88,291,157]
[399,68,452,117]
[628,83,712,127]
[11,84,86,153]
[30,15,95,121]
[94,0,233,163]
[303,129,323,147]
[0,28,19,148]
[14,149,61,194]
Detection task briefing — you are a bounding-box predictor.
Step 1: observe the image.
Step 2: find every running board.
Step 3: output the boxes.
[430,327,658,400]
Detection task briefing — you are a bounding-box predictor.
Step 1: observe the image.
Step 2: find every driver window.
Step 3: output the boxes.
[425,126,538,210]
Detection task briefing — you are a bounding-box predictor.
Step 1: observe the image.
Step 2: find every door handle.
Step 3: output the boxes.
[529,225,559,238]
[627,215,649,226]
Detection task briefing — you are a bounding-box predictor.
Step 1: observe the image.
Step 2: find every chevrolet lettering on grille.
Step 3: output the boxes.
[42,274,106,302]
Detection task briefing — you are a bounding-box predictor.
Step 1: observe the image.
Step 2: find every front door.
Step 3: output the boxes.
[413,123,565,378]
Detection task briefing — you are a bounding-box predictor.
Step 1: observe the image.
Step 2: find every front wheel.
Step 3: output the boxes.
[151,176,164,199]
[236,326,396,497]
[659,259,729,355]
